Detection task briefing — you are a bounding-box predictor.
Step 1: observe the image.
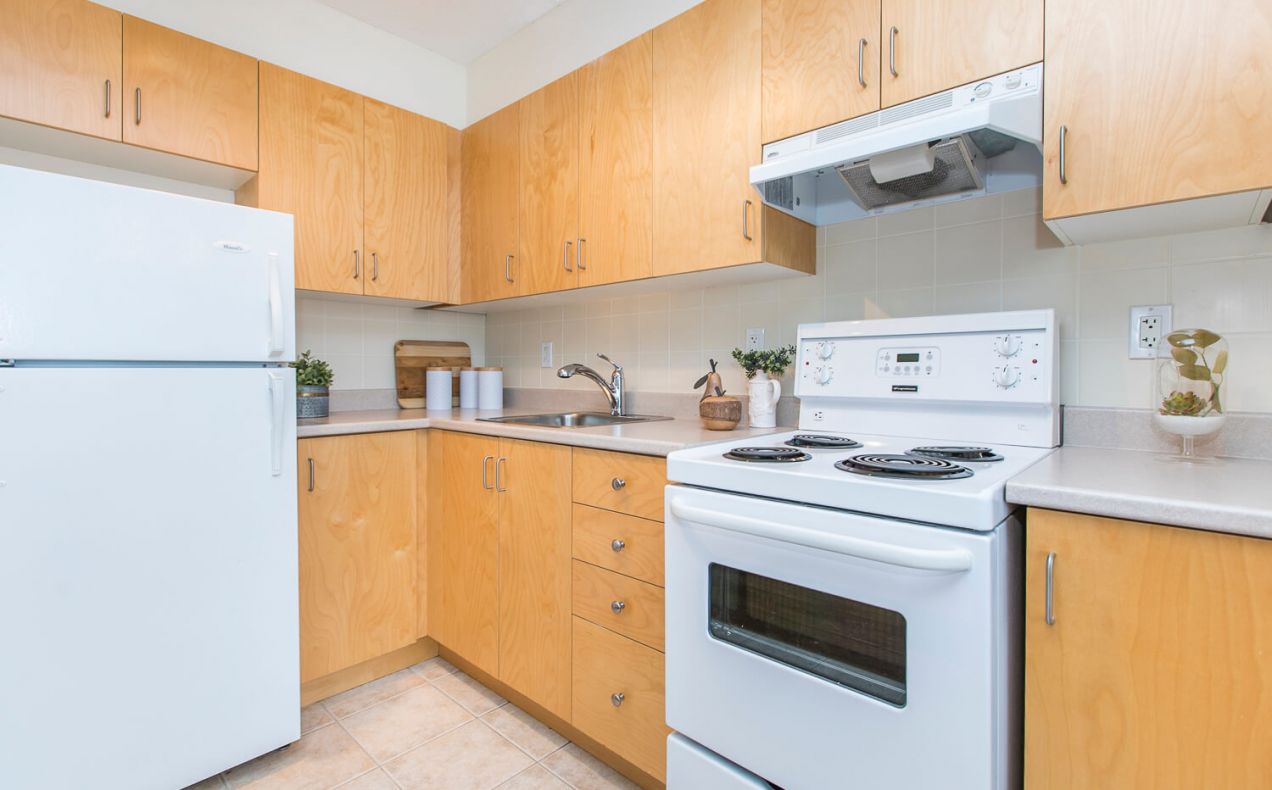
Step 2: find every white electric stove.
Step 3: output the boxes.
[665,310,1059,790]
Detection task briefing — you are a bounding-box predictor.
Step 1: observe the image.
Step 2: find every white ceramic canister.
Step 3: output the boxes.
[477,367,504,410]
[426,367,454,411]
[459,367,479,409]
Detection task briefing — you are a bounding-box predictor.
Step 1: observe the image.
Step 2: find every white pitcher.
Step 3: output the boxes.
[747,376,781,428]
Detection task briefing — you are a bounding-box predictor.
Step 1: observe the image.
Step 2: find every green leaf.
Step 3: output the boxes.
[1170,347,1197,365]
[1192,329,1222,348]
[1212,350,1228,375]
[1166,331,1196,348]
[1178,364,1211,381]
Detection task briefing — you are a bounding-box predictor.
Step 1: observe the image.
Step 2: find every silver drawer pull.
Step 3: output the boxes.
[611,600,626,615]
[611,477,626,491]
[611,538,626,552]
[611,692,625,708]
[1045,551,1056,625]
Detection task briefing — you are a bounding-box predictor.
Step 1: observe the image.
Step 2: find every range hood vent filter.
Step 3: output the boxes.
[836,136,984,210]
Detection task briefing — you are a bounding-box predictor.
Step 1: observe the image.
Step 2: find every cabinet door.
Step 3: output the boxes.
[0,0,121,140]
[461,104,519,302]
[579,33,653,288]
[298,432,417,682]
[518,73,579,296]
[497,438,573,719]
[1043,0,1272,220]
[880,0,1042,108]
[364,98,449,302]
[121,16,258,170]
[762,0,880,143]
[653,0,763,276]
[1025,510,1272,789]
[436,431,502,676]
[254,64,364,295]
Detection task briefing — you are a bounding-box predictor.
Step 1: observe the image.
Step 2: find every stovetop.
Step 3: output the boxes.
[666,430,1056,531]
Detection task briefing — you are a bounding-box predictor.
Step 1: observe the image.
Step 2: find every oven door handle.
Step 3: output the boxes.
[670,501,974,573]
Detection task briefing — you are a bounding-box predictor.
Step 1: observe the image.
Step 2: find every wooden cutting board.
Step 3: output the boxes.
[394,340,471,408]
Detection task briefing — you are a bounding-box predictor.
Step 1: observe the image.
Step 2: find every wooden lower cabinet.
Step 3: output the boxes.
[573,447,668,521]
[1025,508,1272,789]
[298,431,418,683]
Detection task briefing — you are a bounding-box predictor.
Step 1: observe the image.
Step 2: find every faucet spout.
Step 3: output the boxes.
[556,355,625,416]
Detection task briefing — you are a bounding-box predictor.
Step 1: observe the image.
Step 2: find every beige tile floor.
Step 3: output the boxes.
[184,657,639,790]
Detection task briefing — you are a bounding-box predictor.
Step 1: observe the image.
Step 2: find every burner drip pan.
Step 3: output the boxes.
[724,447,812,463]
[835,453,973,480]
[908,446,1004,463]
[785,434,864,450]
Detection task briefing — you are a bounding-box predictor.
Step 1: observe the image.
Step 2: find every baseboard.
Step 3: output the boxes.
[300,637,439,707]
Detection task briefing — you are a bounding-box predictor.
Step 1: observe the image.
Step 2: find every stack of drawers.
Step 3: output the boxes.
[569,448,671,781]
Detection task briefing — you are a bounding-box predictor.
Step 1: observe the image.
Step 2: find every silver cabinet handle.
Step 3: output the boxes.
[104,79,111,118]
[611,600,626,615]
[858,38,867,87]
[1058,125,1068,185]
[371,252,379,281]
[504,254,514,283]
[888,26,898,77]
[741,199,753,241]
[611,477,626,491]
[495,456,508,492]
[611,538,626,552]
[481,454,494,490]
[1045,551,1056,625]
[577,237,587,270]
[134,87,142,125]
[353,250,361,279]
[307,458,315,492]
[563,239,573,272]
[611,692,625,708]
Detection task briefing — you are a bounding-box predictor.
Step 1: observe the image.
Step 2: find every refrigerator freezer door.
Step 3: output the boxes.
[0,164,294,362]
[0,366,299,790]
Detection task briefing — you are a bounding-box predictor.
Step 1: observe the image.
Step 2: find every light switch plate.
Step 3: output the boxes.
[541,341,554,368]
[746,328,765,351]
[1129,305,1172,359]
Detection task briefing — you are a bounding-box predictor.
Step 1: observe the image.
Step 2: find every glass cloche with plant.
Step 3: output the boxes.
[1154,329,1227,460]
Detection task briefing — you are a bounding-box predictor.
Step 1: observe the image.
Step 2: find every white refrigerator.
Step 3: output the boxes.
[0,165,300,789]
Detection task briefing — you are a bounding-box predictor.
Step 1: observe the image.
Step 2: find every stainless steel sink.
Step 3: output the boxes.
[478,412,672,428]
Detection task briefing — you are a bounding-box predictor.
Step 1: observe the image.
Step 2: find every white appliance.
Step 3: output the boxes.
[751,65,1044,226]
[0,165,299,790]
[665,310,1059,790]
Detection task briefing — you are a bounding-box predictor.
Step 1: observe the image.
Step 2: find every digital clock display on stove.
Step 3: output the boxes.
[896,352,920,363]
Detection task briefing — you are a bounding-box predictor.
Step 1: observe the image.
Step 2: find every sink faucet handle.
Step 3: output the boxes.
[596,353,623,373]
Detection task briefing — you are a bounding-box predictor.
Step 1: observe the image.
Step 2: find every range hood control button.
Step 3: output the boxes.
[973,81,993,99]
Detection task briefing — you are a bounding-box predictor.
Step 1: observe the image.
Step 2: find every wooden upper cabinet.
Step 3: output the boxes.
[1025,509,1272,788]
[298,432,417,683]
[364,98,450,302]
[518,73,580,296]
[1043,0,1272,220]
[461,104,520,302]
[762,0,881,143]
[121,16,257,170]
[497,438,573,720]
[880,0,1042,107]
[579,33,654,288]
[250,63,363,295]
[0,0,121,140]
[653,0,764,275]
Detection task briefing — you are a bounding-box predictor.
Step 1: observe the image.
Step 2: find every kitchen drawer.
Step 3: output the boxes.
[572,448,667,521]
[572,560,665,652]
[572,617,669,782]
[572,504,664,586]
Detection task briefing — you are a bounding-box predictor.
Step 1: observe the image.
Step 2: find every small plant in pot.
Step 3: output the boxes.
[293,350,334,419]
[731,344,795,429]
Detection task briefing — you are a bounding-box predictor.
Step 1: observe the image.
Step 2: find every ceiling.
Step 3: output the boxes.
[315,0,566,64]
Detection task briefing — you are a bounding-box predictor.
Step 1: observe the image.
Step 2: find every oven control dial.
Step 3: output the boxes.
[994,366,1022,389]
[816,366,834,385]
[817,341,836,360]
[994,335,1022,358]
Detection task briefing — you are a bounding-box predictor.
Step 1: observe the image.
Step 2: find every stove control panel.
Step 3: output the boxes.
[876,347,940,379]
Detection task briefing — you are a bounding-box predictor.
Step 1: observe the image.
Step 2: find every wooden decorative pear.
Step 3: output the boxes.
[694,359,741,430]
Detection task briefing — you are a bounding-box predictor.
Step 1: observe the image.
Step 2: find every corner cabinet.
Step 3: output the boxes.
[1025,509,1272,788]
[461,104,521,303]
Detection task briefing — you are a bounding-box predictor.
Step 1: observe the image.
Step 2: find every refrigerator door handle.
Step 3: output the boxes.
[267,252,285,358]
[267,370,286,476]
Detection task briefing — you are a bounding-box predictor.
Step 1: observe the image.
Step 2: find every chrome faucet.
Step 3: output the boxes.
[558,353,626,416]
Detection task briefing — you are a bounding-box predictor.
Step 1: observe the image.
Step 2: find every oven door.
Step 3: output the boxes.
[665,485,1019,790]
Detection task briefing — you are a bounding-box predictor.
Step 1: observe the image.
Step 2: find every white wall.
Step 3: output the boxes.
[466,0,701,123]
[97,0,467,128]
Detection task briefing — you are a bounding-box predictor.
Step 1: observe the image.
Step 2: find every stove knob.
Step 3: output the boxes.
[816,366,834,385]
[994,335,1022,358]
[817,341,836,360]
[994,366,1021,389]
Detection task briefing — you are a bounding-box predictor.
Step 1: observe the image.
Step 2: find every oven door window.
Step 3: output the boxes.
[708,563,907,707]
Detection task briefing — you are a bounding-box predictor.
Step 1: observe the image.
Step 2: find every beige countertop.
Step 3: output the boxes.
[1007,446,1272,539]
[298,408,786,456]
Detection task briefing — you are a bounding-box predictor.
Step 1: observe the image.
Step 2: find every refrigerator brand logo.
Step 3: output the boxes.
[215,240,250,253]
[892,385,919,393]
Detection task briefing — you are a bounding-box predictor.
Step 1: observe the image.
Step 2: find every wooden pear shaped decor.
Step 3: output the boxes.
[694,359,741,430]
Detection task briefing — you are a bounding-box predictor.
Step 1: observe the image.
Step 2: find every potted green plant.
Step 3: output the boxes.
[292,350,334,418]
[731,344,795,428]
[1155,328,1228,459]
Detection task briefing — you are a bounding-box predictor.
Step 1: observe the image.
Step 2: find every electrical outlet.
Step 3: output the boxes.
[1128,305,1172,359]
[746,328,765,351]
[540,341,554,368]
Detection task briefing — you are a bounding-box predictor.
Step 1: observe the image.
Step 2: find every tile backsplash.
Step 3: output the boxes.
[486,188,1272,413]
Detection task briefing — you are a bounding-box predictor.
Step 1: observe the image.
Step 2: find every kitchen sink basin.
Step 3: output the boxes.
[478,412,672,428]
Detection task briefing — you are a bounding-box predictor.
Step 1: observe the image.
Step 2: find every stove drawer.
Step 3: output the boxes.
[572,504,664,586]
[572,448,667,521]
[573,560,665,651]
[572,616,669,781]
